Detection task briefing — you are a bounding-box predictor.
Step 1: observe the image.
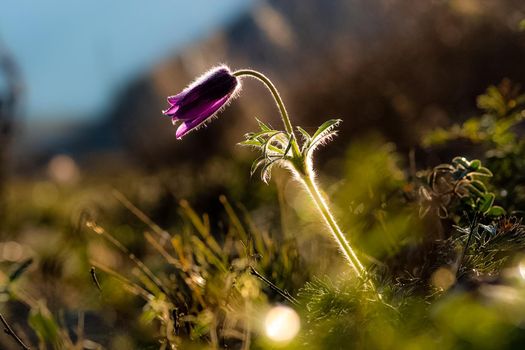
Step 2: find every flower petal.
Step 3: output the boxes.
[162,104,179,116]
[174,96,229,138]
[162,65,240,138]
[167,94,184,104]
[175,122,191,139]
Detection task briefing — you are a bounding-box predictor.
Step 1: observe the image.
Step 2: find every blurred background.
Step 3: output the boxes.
[2,0,524,170]
[1,0,525,348]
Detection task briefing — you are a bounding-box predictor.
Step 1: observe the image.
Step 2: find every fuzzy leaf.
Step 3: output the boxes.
[256,118,272,131]
[238,139,263,148]
[311,119,342,142]
[263,132,286,158]
[297,126,312,152]
[307,130,339,157]
[260,158,282,183]
[248,130,280,140]
[297,126,311,142]
[250,157,266,176]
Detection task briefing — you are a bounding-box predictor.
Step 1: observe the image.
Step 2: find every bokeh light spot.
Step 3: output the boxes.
[0,241,25,262]
[47,154,80,185]
[431,267,455,291]
[264,305,300,343]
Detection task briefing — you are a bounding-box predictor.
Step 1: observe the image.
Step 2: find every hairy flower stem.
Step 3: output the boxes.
[233,69,301,157]
[235,69,374,292]
[299,168,366,279]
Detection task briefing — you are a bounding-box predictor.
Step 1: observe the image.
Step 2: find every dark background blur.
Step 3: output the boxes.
[1,0,524,175]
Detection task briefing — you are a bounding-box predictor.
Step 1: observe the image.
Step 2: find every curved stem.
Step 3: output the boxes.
[235,69,378,296]
[233,69,301,156]
[299,169,366,279]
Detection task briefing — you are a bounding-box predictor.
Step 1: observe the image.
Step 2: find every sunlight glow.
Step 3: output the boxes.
[264,305,300,343]
[518,260,525,280]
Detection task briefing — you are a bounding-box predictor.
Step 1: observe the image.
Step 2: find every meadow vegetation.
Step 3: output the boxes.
[0,79,524,350]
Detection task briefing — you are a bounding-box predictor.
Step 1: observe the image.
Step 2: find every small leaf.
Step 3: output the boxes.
[306,131,340,160]
[473,167,493,177]
[468,180,487,194]
[263,131,286,158]
[486,205,506,216]
[297,126,311,141]
[238,139,262,148]
[469,159,481,170]
[250,157,266,176]
[479,193,495,213]
[419,186,433,201]
[311,119,342,141]
[256,118,272,131]
[434,164,455,171]
[452,156,470,169]
[260,158,282,183]
[249,129,280,140]
[297,126,312,152]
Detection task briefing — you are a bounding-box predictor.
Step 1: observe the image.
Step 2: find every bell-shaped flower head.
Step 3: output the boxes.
[162,65,240,139]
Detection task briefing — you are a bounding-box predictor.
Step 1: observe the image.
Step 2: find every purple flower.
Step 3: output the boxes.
[163,65,240,139]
